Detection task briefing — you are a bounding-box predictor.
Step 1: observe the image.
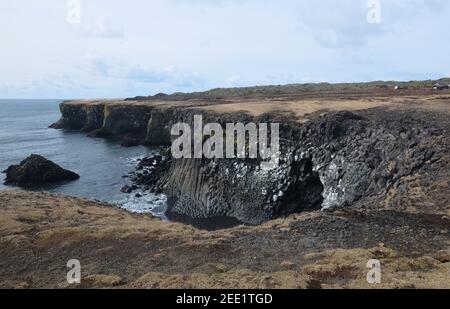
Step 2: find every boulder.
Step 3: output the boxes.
[121,185,132,193]
[3,154,79,187]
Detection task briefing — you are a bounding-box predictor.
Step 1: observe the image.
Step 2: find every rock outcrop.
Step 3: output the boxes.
[50,101,169,147]
[133,109,446,224]
[50,96,449,224]
[3,154,80,187]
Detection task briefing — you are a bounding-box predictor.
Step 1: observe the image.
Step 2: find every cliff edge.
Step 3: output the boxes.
[50,89,450,224]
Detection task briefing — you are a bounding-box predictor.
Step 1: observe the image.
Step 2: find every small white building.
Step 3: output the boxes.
[394,85,406,90]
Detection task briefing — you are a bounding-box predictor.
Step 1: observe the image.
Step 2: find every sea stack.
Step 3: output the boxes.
[3,154,80,187]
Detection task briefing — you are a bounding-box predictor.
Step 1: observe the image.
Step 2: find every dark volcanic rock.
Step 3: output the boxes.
[50,98,449,225]
[121,185,133,194]
[3,155,80,187]
[130,153,170,194]
[127,109,447,224]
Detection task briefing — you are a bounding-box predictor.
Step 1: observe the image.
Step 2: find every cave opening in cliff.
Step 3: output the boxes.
[277,158,324,217]
[163,157,325,231]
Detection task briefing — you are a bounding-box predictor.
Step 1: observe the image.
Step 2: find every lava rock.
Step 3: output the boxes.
[120,185,132,194]
[3,154,79,187]
[50,99,448,225]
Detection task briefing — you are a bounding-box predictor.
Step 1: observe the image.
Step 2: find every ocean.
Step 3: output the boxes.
[0,99,167,219]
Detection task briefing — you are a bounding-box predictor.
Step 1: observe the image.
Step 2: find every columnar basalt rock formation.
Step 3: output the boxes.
[50,93,450,224]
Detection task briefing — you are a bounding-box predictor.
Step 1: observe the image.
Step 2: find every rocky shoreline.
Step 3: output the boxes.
[50,90,450,224]
[0,85,448,288]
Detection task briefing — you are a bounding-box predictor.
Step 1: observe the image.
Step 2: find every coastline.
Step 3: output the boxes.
[1,84,449,288]
[49,89,450,224]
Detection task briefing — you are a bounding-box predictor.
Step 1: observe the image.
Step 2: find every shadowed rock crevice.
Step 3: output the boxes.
[276,158,324,217]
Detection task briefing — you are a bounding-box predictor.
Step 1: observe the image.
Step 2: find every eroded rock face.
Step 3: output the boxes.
[133,110,446,224]
[154,156,324,224]
[50,101,448,224]
[49,103,104,131]
[3,154,80,187]
[298,110,443,210]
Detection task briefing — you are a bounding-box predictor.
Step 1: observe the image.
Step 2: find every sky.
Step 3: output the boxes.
[1,0,450,99]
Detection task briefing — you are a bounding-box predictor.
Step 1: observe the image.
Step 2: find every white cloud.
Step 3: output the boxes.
[0,0,449,98]
[225,75,241,86]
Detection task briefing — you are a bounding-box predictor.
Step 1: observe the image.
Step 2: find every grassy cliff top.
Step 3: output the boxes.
[127,78,450,101]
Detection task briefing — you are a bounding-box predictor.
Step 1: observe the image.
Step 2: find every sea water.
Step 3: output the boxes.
[0,99,167,219]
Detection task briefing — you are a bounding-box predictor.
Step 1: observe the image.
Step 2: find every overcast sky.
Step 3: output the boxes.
[1,0,450,99]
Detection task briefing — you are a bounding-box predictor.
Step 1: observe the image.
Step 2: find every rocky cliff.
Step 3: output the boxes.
[51,95,450,224]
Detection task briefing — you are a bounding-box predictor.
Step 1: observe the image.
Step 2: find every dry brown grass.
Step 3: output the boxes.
[0,190,448,289]
[64,93,450,124]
